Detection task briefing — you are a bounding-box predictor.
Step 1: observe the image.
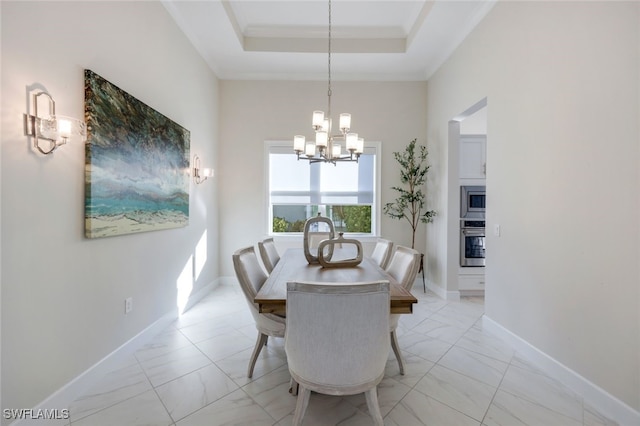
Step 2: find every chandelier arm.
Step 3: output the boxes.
[334,154,359,162]
[296,156,358,164]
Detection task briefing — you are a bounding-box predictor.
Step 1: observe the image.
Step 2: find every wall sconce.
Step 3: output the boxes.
[193,154,213,184]
[23,91,86,155]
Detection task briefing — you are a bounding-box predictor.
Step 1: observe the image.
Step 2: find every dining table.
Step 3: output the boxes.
[254,248,418,316]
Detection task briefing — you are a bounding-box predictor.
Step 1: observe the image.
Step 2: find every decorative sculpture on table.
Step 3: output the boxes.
[317,233,363,268]
[303,214,363,268]
[303,213,335,264]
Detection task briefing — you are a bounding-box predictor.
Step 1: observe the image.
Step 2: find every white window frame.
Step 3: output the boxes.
[264,140,381,238]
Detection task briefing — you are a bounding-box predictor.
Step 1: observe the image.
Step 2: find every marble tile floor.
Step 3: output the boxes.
[65,281,618,426]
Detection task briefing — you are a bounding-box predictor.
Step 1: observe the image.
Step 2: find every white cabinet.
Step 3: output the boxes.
[458,274,485,291]
[459,135,486,180]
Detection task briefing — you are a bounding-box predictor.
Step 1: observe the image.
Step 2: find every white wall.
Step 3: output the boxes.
[1,1,219,414]
[0,1,3,412]
[460,107,487,135]
[426,0,639,412]
[218,80,429,276]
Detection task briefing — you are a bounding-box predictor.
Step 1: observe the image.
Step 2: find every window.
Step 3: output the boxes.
[266,141,380,235]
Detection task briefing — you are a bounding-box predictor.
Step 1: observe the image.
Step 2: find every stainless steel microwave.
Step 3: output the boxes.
[460,185,486,219]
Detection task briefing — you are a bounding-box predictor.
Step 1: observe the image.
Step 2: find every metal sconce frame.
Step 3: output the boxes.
[193,154,213,184]
[23,91,86,155]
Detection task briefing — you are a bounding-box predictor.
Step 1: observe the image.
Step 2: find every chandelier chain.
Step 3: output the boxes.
[327,0,332,122]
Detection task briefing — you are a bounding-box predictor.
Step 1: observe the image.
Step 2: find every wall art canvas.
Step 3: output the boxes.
[84,69,190,238]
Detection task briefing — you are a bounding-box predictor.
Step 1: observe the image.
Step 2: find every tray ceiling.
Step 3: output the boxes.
[162,0,496,80]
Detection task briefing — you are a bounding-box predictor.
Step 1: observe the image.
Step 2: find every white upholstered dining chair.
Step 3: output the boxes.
[385,245,422,375]
[258,237,280,274]
[232,246,285,378]
[370,238,393,270]
[285,281,390,426]
[307,231,332,250]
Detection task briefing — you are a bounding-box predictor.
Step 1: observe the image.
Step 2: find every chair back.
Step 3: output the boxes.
[232,246,268,314]
[307,232,331,250]
[285,281,390,392]
[258,238,280,273]
[370,239,393,270]
[386,245,421,290]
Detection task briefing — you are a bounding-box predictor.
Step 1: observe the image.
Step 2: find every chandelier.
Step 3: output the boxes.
[293,0,364,165]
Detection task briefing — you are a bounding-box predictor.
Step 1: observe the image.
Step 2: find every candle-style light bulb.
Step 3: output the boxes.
[315,131,328,148]
[332,143,342,158]
[312,111,324,129]
[58,119,72,138]
[339,113,351,132]
[346,133,358,151]
[294,135,305,152]
[305,141,316,157]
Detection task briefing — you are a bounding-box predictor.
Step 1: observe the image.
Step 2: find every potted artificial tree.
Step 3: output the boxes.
[383,139,436,289]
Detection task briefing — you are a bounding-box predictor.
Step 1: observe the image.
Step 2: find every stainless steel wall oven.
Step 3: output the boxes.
[460,220,485,267]
[459,185,486,267]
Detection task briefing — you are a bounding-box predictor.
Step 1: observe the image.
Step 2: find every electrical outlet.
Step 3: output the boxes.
[125,297,133,314]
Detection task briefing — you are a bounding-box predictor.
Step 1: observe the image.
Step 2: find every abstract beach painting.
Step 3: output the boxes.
[84,69,190,238]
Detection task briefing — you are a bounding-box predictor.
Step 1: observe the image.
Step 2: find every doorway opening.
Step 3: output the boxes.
[448,98,487,301]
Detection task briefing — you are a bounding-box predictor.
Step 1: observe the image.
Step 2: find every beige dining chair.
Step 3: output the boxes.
[385,245,422,375]
[232,246,286,378]
[307,231,332,250]
[370,238,393,270]
[285,280,390,426]
[258,237,280,274]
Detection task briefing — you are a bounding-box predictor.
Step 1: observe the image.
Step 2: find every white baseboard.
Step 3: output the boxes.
[447,290,460,301]
[217,275,239,287]
[11,278,221,426]
[483,315,640,426]
[459,289,485,297]
[180,279,221,314]
[425,279,460,301]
